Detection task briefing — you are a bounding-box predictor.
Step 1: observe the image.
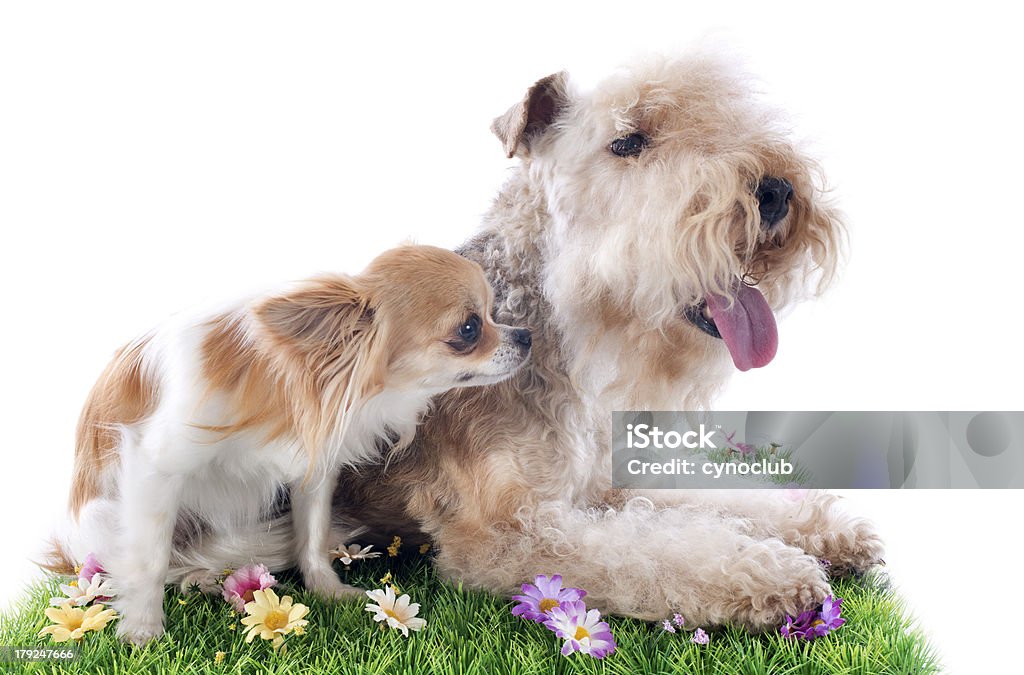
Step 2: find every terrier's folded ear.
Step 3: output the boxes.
[491,71,569,159]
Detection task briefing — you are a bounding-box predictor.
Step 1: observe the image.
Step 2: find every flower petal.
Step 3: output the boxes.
[519,583,541,598]
[44,606,72,623]
[50,627,72,642]
[404,617,426,631]
[365,589,388,605]
[257,587,279,608]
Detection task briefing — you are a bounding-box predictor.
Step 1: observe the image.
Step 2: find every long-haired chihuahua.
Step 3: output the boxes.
[54,244,531,644]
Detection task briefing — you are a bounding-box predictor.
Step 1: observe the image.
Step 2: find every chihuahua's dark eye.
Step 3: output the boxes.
[458,314,481,343]
[609,132,649,157]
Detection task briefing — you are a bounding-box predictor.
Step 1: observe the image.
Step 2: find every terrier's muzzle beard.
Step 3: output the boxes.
[683,278,778,372]
[679,177,792,372]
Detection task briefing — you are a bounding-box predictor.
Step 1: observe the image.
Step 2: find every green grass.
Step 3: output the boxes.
[0,554,939,674]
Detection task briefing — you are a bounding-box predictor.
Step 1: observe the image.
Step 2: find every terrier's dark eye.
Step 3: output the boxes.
[458,314,481,343]
[609,132,649,157]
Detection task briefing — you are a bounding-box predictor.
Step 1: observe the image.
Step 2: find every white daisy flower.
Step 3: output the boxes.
[364,586,426,637]
[50,572,116,607]
[330,543,382,566]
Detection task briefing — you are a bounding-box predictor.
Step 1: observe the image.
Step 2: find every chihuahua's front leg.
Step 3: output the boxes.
[111,451,183,645]
[291,466,362,600]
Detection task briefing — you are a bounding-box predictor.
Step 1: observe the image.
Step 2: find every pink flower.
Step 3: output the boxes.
[79,553,105,581]
[725,431,756,456]
[691,627,710,645]
[544,600,617,659]
[222,564,277,613]
[662,619,676,633]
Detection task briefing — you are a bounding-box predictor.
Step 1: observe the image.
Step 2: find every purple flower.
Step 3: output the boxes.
[662,619,676,633]
[511,574,586,623]
[672,612,685,627]
[781,595,845,640]
[819,558,832,569]
[780,610,817,639]
[811,595,845,636]
[691,628,710,645]
[544,600,617,659]
[222,564,277,613]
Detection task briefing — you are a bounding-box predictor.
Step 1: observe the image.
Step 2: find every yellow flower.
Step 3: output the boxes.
[214,651,226,664]
[228,622,236,631]
[387,536,402,557]
[38,602,117,642]
[240,588,309,650]
[379,571,393,585]
[418,543,431,555]
[178,598,188,605]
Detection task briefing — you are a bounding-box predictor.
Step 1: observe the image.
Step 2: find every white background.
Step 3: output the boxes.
[1,2,1022,672]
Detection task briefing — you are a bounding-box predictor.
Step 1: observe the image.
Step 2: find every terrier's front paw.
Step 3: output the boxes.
[725,543,832,630]
[819,517,886,577]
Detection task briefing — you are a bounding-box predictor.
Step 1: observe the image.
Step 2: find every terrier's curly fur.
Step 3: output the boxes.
[166,53,884,629]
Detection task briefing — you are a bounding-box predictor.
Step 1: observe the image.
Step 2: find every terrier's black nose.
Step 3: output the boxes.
[756,177,793,229]
[512,328,532,349]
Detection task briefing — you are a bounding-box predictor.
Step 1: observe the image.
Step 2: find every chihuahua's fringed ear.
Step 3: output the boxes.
[253,276,389,462]
[256,277,369,347]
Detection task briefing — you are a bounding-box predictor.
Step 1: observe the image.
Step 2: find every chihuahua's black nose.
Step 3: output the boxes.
[512,328,532,349]
[756,177,793,229]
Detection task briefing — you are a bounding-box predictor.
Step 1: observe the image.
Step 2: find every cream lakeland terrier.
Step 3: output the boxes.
[329,54,884,628]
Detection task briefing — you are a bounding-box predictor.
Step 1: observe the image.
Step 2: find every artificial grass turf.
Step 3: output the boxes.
[1,553,939,675]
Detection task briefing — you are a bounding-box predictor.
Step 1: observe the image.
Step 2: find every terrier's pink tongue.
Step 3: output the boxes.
[705,284,778,371]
